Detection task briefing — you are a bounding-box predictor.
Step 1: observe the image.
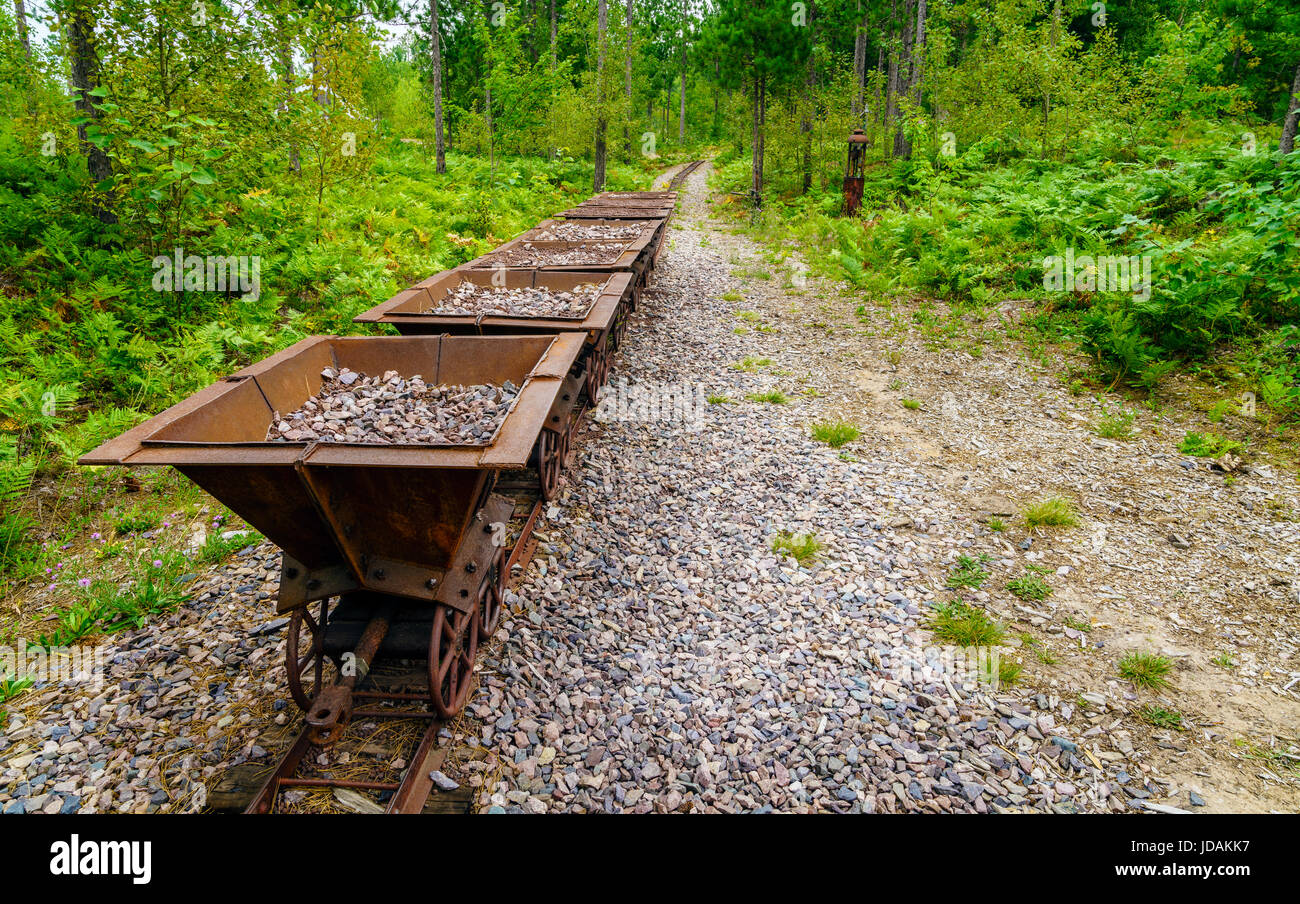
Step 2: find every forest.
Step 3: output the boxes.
[0,0,1298,635]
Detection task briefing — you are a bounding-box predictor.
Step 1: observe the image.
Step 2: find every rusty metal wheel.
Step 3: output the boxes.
[586,341,610,400]
[286,598,338,712]
[477,546,507,639]
[428,603,479,718]
[537,428,563,500]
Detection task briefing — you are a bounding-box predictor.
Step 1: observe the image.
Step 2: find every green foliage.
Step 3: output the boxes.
[930,600,1004,647]
[1007,572,1053,602]
[1136,703,1184,730]
[809,420,860,448]
[1023,497,1079,529]
[1118,651,1175,690]
[1179,431,1245,457]
[946,554,991,590]
[771,530,821,564]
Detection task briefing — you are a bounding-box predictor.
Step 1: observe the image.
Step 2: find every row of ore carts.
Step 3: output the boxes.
[81,177,696,813]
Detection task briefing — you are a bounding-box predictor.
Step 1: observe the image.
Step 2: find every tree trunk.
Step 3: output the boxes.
[430,0,446,174]
[14,0,31,61]
[1280,61,1300,157]
[551,0,557,67]
[891,0,915,159]
[277,16,300,173]
[594,0,608,191]
[896,0,925,160]
[677,0,686,142]
[624,0,634,159]
[852,0,865,118]
[66,1,115,223]
[750,72,766,208]
[802,5,817,193]
[883,0,899,152]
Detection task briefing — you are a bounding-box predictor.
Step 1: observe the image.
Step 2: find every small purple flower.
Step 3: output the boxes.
[45,567,52,574]
[152,559,163,568]
[78,578,91,588]
[92,532,101,540]
[56,562,64,569]
[47,583,55,591]
[61,543,71,550]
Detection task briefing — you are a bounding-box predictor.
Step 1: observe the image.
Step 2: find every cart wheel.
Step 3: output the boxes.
[286,598,337,712]
[538,428,563,500]
[478,546,507,638]
[586,342,609,400]
[428,603,479,718]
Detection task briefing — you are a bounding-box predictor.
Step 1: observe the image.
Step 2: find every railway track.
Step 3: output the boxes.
[667,159,704,191]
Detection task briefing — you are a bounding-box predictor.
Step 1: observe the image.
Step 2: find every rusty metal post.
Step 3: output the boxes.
[843,129,869,217]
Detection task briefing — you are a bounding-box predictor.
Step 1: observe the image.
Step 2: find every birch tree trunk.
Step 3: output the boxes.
[1280,61,1300,157]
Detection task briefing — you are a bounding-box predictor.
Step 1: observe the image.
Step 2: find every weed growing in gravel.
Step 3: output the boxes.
[195,530,261,566]
[1179,431,1245,458]
[1007,572,1052,602]
[736,310,761,321]
[771,531,821,564]
[747,391,789,404]
[721,290,743,303]
[901,398,921,410]
[1137,704,1183,729]
[987,517,1006,532]
[1212,653,1236,670]
[1023,497,1079,528]
[946,554,991,590]
[887,378,904,392]
[733,326,749,335]
[930,600,1004,646]
[809,420,860,448]
[884,350,901,366]
[732,356,773,372]
[1095,406,1137,440]
[1036,649,1059,665]
[707,394,731,405]
[1064,615,1093,633]
[1119,651,1174,690]
[1017,632,1039,647]
[997,659,1023,686]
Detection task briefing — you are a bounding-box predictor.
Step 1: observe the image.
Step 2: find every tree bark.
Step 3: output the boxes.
[1280,61,1300,157]
[277,16,300,173]
[594,0,608,191]
[890,0,913,159]
[66,0,115,223]
[852,0,865,118]
[430,0,446,173]
[625,0,634,160]
[883,0,899,151]
[677,0,686,142]
[750,72,766,208]
[14,0,31,61]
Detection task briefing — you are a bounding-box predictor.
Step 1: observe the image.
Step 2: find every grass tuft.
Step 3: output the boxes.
[1023,496,1079,528]
[1118,651,1174,690]
[809,420,860,448]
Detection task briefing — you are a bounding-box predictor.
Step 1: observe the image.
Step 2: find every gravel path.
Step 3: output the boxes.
[455,164,1151,813]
